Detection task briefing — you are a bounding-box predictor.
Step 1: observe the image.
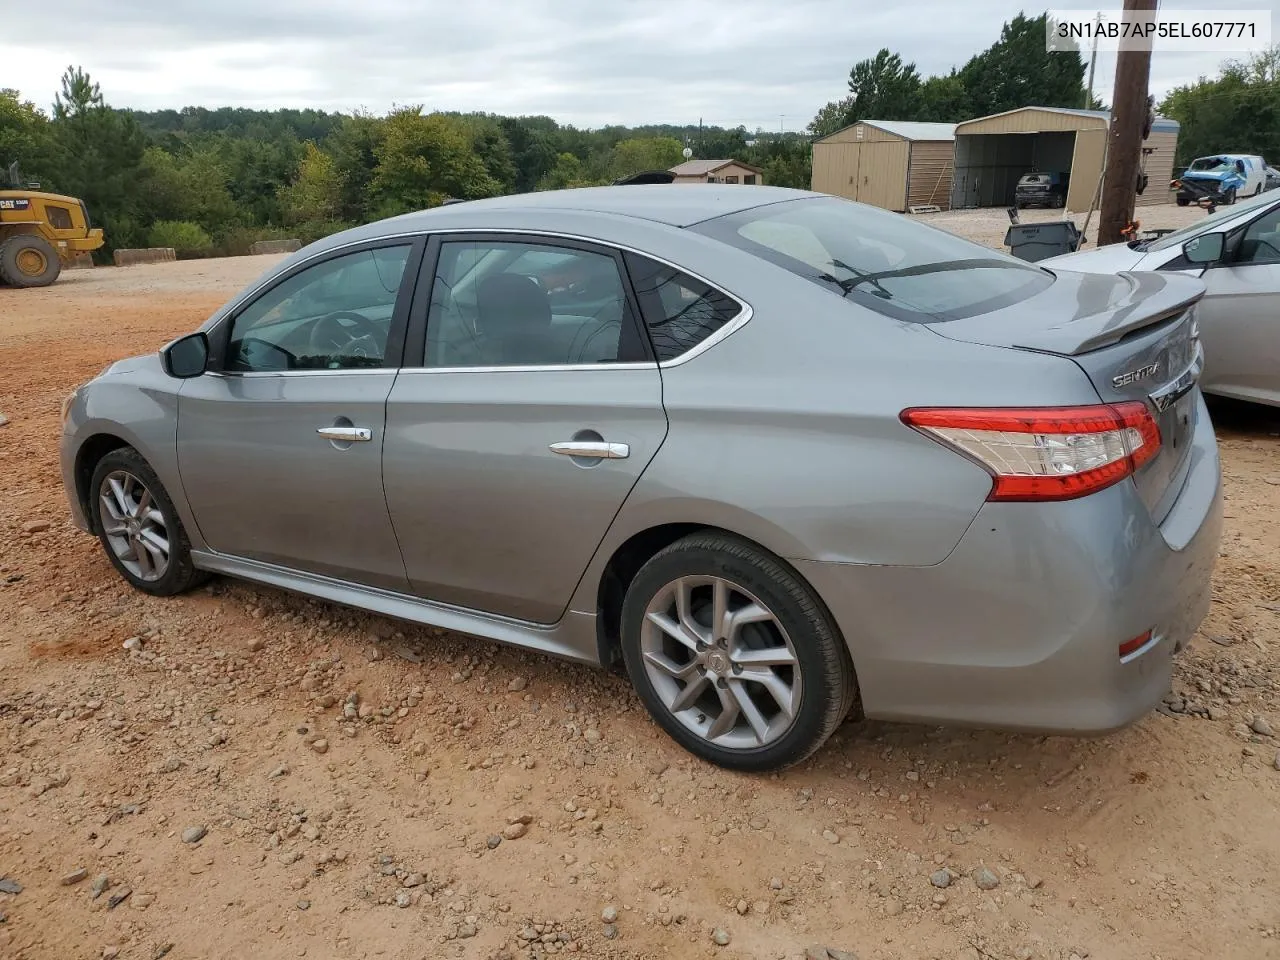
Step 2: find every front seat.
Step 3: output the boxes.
[474,273,561,365]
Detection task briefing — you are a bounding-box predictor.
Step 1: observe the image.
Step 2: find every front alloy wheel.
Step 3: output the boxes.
[99,469,171,581]
[89,447,208,597]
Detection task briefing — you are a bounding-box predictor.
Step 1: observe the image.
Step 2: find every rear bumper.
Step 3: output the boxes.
[798,391,1223,735]
[67,230,104,254]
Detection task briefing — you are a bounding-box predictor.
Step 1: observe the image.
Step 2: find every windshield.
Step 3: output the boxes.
[1187,156,1233,173]
[688,196,1054,323]
[1145,187,1280,252]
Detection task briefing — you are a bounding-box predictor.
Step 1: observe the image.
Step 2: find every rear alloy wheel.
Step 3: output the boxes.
[619,532,858,771]
[0,235,61,287]
[89,448,208,596]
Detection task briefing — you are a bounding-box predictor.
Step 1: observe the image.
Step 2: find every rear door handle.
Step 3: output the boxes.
[550,441,629,459]
[317,426,373,442]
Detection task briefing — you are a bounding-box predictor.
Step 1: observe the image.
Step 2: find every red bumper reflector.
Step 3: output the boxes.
[1119,630,1153,659]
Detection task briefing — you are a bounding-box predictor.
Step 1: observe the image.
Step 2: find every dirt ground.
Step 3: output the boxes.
[2,214,1279,960]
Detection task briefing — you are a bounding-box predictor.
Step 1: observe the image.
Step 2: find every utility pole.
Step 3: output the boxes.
[1084,11,1102,108]
[1098,0,1157,246]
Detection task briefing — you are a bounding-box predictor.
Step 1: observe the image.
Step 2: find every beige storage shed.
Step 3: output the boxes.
[950,106,1180,212]
[811,120,956,212]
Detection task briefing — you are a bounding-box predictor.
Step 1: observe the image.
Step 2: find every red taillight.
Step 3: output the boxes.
[1118,630,1154,659]
[900,402,1162,502]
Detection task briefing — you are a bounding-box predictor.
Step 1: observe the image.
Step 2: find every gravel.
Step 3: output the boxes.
[91,875,110,899]
[181,826,207,844]
[502,821,529,840]
[107,888,132,910]
[61,868,88,886]
[508,676,528,692]
[712,928,731,946]
[486,835,502,849]
[973,866,1000,890]
[601,905,618,923]
[1252,716,1274,736]
[603,923,619,940]
[0,878,22,894]
[930,870,952,889]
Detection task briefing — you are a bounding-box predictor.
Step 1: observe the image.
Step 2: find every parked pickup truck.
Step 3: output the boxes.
[1173,154,1267,206]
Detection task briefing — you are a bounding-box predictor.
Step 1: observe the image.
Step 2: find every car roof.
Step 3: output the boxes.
[381,184,816,230]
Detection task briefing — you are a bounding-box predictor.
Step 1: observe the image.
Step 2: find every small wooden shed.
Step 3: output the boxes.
[811,120,957,212]
[950,106,1180,211]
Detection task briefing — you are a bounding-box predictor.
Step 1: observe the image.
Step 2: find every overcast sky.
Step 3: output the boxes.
[2,0,1275,130]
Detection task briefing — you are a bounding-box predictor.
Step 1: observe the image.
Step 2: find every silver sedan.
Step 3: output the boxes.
[1042,187,1280,408]
[59,185,1223,771]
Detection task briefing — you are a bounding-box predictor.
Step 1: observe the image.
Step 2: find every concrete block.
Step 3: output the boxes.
[112,248,177,267]
[249,239,302,255]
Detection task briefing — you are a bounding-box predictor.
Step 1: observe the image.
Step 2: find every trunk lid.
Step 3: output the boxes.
[931,268,1206,524]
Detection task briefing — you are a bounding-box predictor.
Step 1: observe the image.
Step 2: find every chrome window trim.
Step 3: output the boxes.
[201,226,753,375]
[206,368,401,379]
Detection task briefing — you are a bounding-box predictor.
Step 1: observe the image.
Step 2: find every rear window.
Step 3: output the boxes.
[688,196,1053,323]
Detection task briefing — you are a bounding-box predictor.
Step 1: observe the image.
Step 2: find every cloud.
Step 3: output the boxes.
[1,0,1273,128]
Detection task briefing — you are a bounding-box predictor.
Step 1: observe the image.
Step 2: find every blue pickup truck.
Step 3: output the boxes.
[1173,153,1267,205]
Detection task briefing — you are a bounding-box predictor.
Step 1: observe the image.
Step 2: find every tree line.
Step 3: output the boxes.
[1,9,1273,262]
[0,67,811,259]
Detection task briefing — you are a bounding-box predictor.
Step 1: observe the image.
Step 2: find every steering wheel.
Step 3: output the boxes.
[308,311,382,361]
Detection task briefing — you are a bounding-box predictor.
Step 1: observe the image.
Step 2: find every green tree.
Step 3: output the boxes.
[607,136,684,180]
[847,49,922,119]
[809,49,922,135]
[808,98,854,138]
[537,152,605,190]
[369,107,501,216]
[1160,46,1280,166]
[916,73,970,123]
[325,110,386,222]
[278,141,343,226]
[148,219,214,256]
[46,67,148,252]
[959,12,1086,117]
[0,89,54,180]
[52,65,103,120]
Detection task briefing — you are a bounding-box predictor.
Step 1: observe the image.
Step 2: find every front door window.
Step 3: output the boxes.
[225,245,412,372]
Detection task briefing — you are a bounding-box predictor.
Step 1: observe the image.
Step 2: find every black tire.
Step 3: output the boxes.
[0,235,61,287]
[619,531,859,772]
[1224,188,1237,205]
[89,447,209,597]
[1176,198,1190,207]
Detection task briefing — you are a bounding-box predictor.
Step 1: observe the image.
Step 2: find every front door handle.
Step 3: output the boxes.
[550,441,629,459]
[317,426,373,442]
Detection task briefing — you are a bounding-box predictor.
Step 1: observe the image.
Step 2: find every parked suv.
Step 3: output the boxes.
[1014,172,1068,209]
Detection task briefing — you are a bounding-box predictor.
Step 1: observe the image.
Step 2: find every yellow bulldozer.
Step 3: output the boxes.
[0,162,105,288]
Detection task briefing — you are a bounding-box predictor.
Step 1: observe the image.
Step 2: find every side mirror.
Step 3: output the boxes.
[161,331,209,378]
[1183,232,1225,265]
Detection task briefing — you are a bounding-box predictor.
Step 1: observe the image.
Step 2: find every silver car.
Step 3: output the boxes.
[59,186,1223,771]
[1042,187,1280,408]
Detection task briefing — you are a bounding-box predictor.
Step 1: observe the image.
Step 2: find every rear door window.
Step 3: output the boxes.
[623,253,744,362]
